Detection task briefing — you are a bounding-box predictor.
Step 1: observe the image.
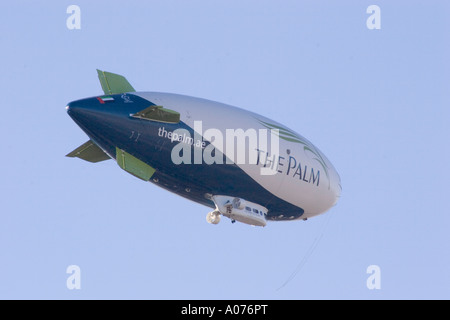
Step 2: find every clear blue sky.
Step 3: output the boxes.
[0,1,448,299]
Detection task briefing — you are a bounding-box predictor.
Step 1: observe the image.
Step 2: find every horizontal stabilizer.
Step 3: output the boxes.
[66,140,111,163]
[132,105,180,124]
[97,69,135,95]
[116,148,155,181]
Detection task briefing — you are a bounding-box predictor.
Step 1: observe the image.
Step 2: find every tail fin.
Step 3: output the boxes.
[66,140,110,163]
[96,69,135,95]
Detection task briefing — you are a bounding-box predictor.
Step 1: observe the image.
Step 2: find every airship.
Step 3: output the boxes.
[66,70,341,227]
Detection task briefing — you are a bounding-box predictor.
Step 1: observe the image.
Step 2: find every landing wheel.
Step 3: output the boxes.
[206,211,221,224]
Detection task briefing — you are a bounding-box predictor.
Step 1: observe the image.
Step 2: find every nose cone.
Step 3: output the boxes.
[66,96,129,134]
[66,100,84,125]
[65,96,123,147]
[66,99,92,125]
[66,94,152,158]
[66,94,147,124]
[66,98,101,123]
